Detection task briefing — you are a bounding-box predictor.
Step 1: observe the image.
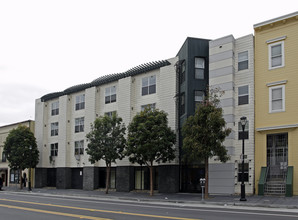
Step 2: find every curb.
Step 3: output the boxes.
[2,188,298,210]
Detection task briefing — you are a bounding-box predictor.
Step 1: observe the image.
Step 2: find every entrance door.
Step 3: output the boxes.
[71,168,83,189]
[267,133,288,180]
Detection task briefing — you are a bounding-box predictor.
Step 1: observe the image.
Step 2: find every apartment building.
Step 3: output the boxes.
[34,59,181,192]
[0,120,35,187]
[208,34,255,194]
[254,12,298,196]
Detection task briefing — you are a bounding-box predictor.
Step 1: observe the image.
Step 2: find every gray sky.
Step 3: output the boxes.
[0,0,297,126]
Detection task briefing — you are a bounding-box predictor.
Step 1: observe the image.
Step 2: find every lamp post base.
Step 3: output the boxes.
[240,183,246,201]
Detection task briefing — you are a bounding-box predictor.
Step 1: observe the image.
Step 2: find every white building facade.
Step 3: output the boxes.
[208,35,255,194]
[35,58,180,192]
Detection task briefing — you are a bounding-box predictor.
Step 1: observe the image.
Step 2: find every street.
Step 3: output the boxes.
[0,191,298,220]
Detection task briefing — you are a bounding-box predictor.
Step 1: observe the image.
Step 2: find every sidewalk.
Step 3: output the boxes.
[2,186,298,209]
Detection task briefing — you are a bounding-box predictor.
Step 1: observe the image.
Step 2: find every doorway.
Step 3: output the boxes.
[267,133,288,181]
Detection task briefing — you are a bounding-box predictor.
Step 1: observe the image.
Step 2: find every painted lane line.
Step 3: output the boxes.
[0,203,110,220]
[3,193,298,218]
[0,198,200,220]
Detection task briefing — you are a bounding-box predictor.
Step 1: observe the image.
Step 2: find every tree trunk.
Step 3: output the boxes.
[105,164,111,194]
[19,169,23,189]
[149,164,154,196]
[204,157,209,199]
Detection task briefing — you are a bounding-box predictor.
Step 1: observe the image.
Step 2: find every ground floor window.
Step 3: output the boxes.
[134,166,158,190]
[10,170,19,184]
[181,165,205,193]
[135,167,145,190]
[98,168,116,189]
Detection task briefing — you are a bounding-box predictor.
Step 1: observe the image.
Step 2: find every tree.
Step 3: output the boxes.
[126,107,176,196]
[86,113,126,194]
[182,89,231,198]
[4,125,39,189]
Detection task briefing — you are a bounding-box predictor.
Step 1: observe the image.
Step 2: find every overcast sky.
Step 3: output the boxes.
[0,0,297,126]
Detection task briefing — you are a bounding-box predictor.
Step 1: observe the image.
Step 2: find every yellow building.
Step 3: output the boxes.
[254,12,298,196]
[0,120,35,188]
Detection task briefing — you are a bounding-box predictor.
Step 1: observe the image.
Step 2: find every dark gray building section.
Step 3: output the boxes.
[56,168,71,189]
[158,165,179,193]
[83,167,99,190]
[176,37,210,125]
[116,166,134,192]
[34,168,47,188]
[176,37,210,192]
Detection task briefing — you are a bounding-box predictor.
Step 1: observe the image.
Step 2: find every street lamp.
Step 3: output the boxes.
[240,116,247,201]
[28,145,32,191]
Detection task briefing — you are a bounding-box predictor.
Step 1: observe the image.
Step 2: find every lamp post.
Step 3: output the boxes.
[240,116,247,201]
[28,145,32,191]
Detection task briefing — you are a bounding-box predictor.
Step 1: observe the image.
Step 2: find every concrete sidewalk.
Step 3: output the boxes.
[2,186,298,209]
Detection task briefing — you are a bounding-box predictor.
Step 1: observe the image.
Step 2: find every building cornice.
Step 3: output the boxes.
[254,11,298,29]
[256,124,298,132]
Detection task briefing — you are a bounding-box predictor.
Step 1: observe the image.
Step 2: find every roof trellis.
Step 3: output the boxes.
[41,60,171,102]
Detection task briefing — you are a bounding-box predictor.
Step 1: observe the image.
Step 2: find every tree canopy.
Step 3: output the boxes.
[126,107,176,195]
[86,113,126,193]
[182,89,231,197]
[4,125,39,188]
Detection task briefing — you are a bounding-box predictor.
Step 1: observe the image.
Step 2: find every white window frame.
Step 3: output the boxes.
[269,85,285,113]
[50,143,58,157]
[238,85,249,105]
[75,117,84,133]
[50,122,59,136]
[269,41,284,70]
[105,111,117,118]
[142,75,156,96]
[74,140,84,155]
[51,101,59,116]
[195,57,205,79]
[75,94,85,110]
[238,121,249,140]
[238,51,248,71]
[194,90,204,106]
[141,103,156,112]
[105,86,117,104]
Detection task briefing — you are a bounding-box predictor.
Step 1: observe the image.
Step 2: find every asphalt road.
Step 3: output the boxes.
[0,191,298,220]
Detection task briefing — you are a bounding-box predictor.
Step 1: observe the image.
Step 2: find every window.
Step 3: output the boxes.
[2,152,6,162]
[75,140,84,155]
[141,103,156,112]
[194,91,204,107]
[75,94,85,110]
[269,41,284,69]
[105,111,117,118]
[10,170,19,183]
[51,101,59,116]
[105,86,116,104]
[50,122,58,136]
[135,167,145,190]
[142,75,156,96]
[238,121,249,140]
[180,93,185,115]
[238,163,249,182]
[50,143,58,157]
[181,61,186,83]
[269,85,285,113]
[238,51,248,71]
[195,57,205,79]
[75,117,84,133]
[238,85,249,105]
